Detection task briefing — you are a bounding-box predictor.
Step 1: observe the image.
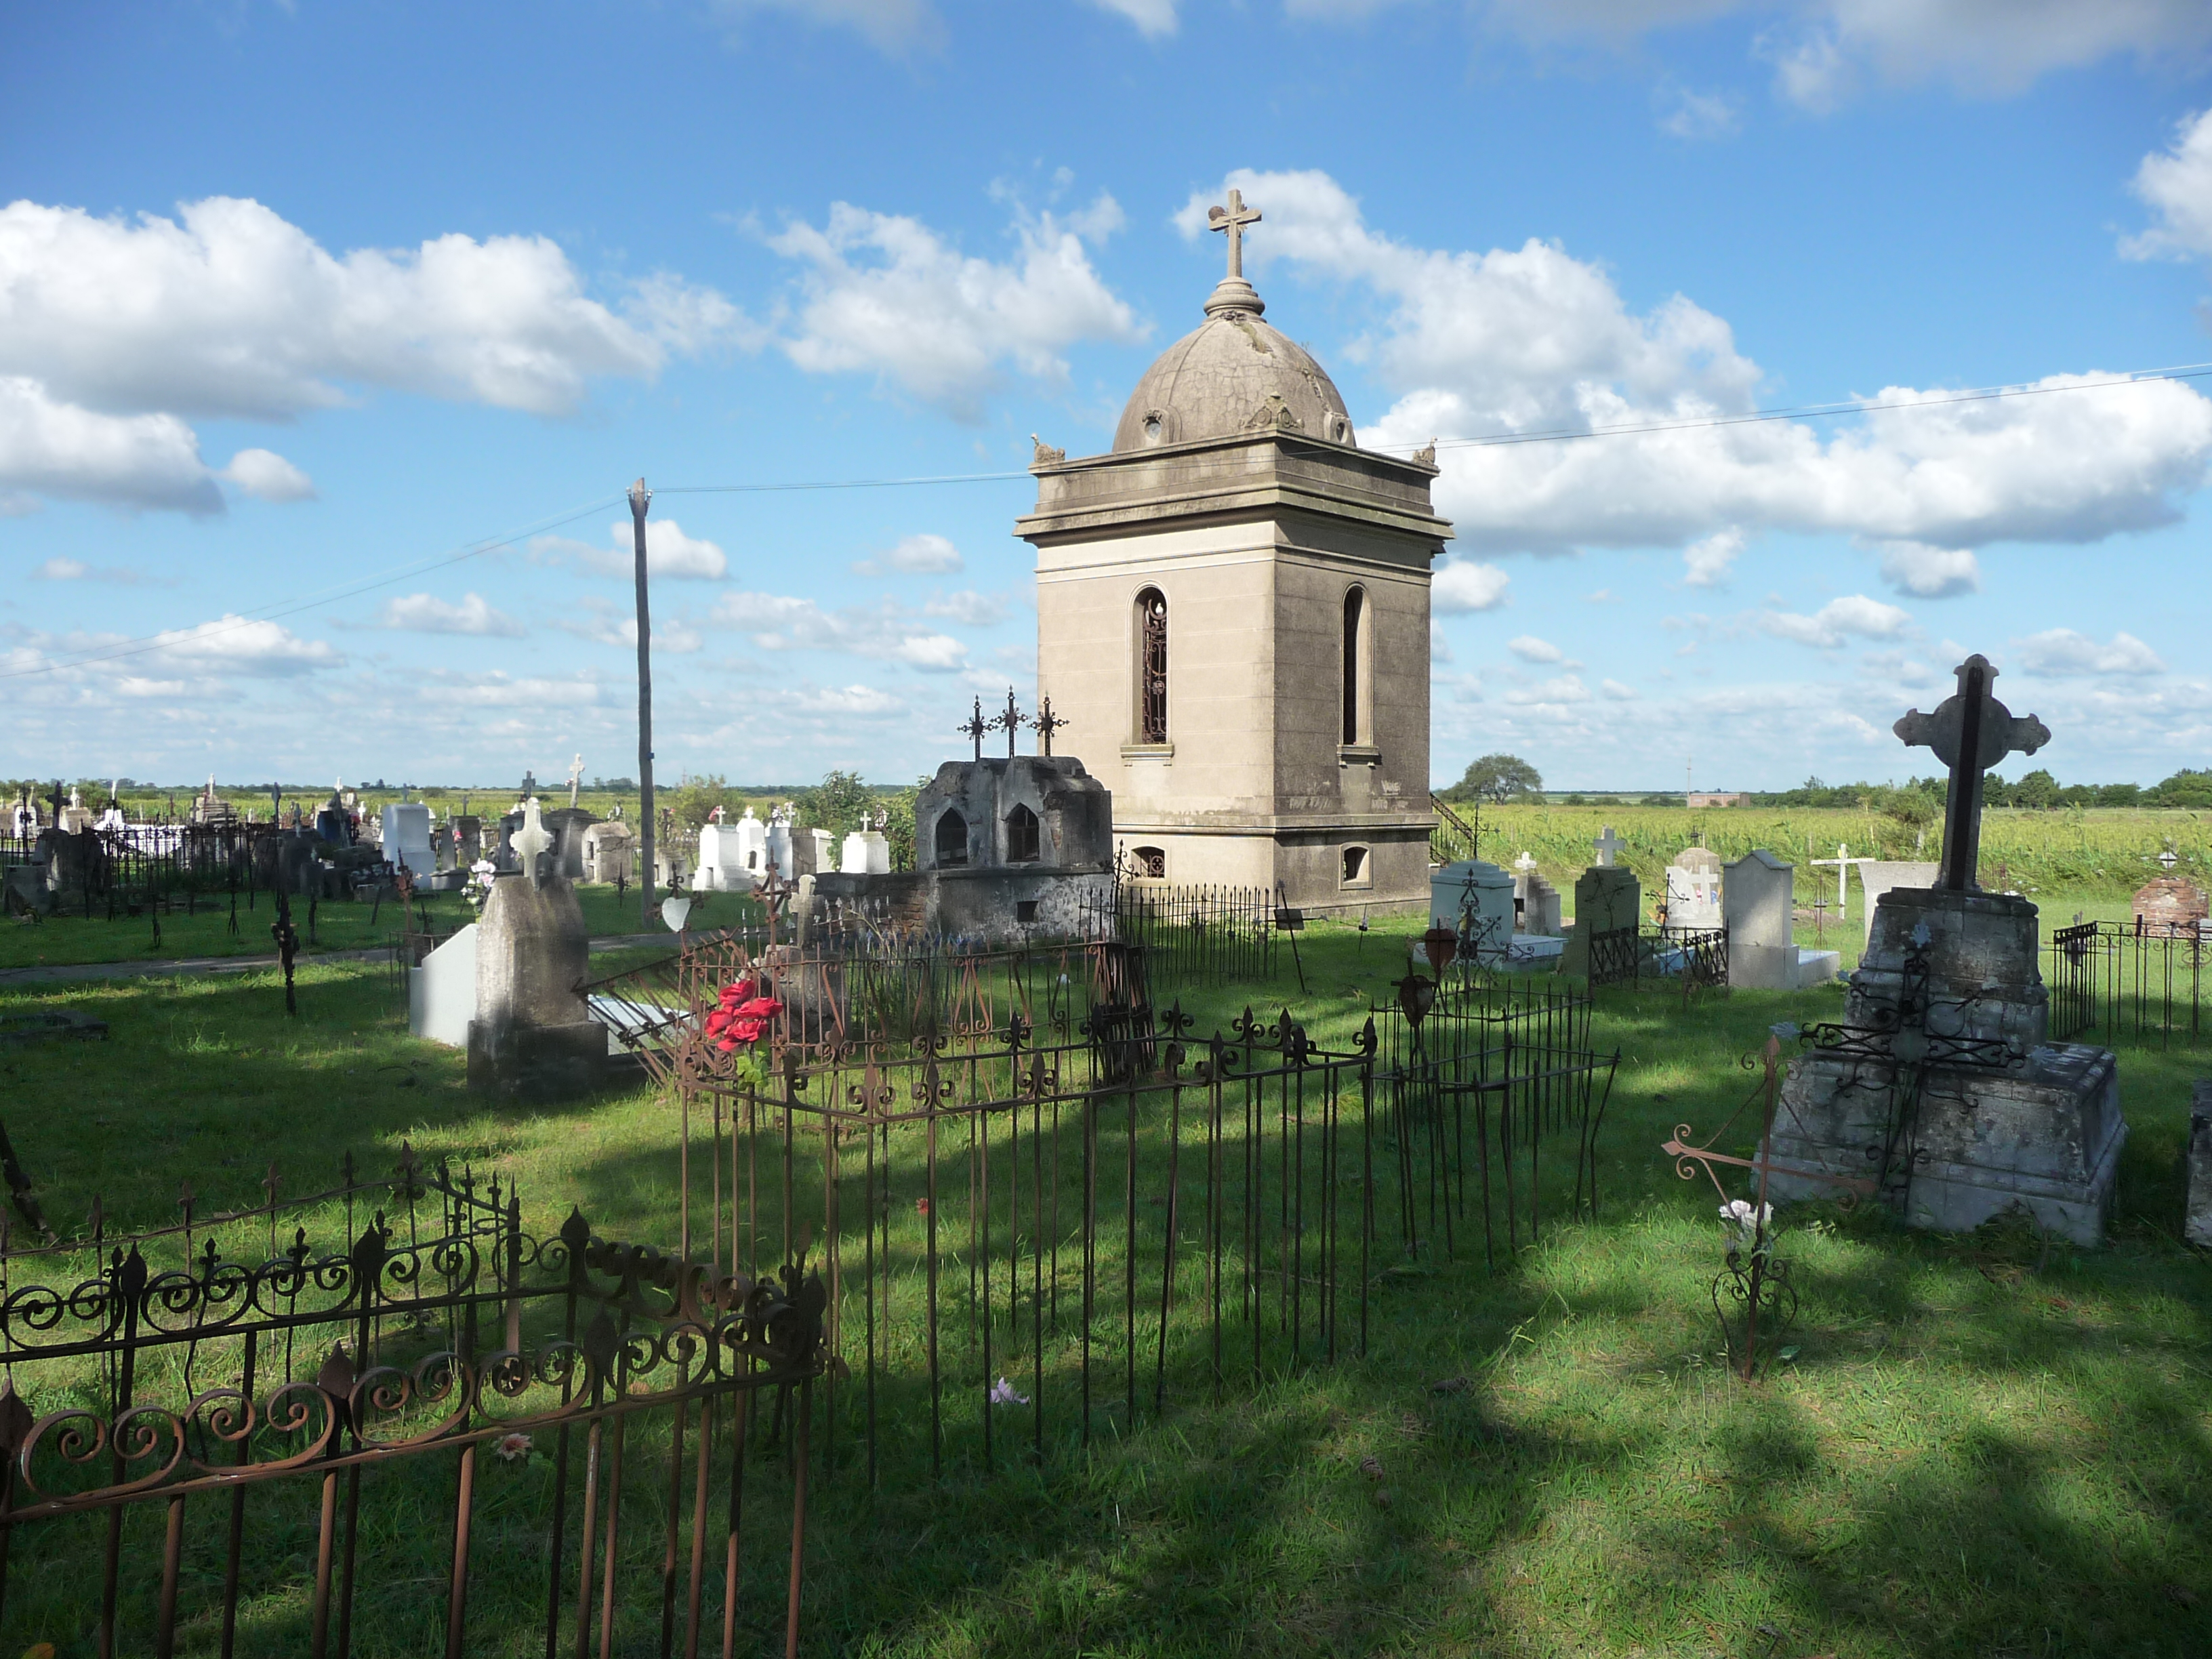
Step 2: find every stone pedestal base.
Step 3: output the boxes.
[466,1019,609,1101]
[1766,1042,2124,1246]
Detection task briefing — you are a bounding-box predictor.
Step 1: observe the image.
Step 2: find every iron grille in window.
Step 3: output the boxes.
[1131,845,1166,878]
[1139,589,1168,743]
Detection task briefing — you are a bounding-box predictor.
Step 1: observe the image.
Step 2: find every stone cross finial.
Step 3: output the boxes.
[513,796,556,888]
[1593,825,1624,867]
[567,753,584,808]
[1893,653,2049,893]
[1208,189,1261,280]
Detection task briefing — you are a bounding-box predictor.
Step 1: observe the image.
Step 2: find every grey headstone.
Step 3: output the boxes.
[1724,849,1796,989]
[464,874,607,1099]
[1561,865,1639,980]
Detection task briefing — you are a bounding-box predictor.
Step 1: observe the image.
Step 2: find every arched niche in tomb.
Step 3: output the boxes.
[934,808,970,868]
[1004,804,1041,864]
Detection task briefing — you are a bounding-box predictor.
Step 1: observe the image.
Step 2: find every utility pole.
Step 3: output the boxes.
[629,478,655,929]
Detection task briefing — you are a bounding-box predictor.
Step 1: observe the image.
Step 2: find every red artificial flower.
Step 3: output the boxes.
[708,986,782,1052]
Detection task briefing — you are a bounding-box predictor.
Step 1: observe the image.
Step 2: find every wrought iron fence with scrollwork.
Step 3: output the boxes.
[0,1150,825,1658]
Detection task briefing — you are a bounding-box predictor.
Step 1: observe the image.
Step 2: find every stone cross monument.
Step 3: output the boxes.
[1893,654,2049,892]
[567,754,585,808]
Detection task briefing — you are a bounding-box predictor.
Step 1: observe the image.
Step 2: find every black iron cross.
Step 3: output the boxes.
[958,696,990,762]
[989,688,1026,758]
[1033,696,1069,758]
[1893,653,2049,892]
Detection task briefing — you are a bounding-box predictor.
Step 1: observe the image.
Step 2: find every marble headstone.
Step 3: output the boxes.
[381,802,434,875]
[1857,861,1940,947]
[1664,847,1723,932]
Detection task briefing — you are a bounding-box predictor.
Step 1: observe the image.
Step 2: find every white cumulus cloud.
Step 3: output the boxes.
[712,588,972,672]
[149,615,341,677]
[1508,634,1564,663]
[712,0,942,52]
[1760,594,1912,649]
[0,195,739,511]
[2013,629,2166,678]
[1877,541,1980,598]
[377,592,525,638]
[767,197,1142,420]
[1433,559,1511,613]
[2124,108,2212,263]
[222,447,314,502]
[1195,169,2212,560]
[1683,527,1744,588]
[535,518,730,581]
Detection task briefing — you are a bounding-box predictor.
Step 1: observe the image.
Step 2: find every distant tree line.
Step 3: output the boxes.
[1436,757,2212,813]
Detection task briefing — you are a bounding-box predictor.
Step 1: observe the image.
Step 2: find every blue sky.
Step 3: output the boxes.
[3,0,2211,792]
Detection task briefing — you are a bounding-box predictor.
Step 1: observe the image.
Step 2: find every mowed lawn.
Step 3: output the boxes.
[0,916,2206,1656]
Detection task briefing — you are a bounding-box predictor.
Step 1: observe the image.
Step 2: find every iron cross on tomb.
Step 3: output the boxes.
[989,689,1027,758]
[1208,189,1261,279]
[1893,653,2049,893]
[958,696,991,762]
[1032,695,1069,758]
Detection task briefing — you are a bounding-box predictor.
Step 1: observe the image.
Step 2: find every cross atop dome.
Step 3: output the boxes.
[1202,188,1267,319]
[1208,189,1260,280]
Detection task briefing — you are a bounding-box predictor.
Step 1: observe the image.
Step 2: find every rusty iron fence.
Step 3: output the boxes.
[1,824,294,921]
[0,1151,825,1658]
[2048,918,2209,1047]
[1080,876,1278,993]
[586,928,1620,1494]
[1369,974,1619,1271]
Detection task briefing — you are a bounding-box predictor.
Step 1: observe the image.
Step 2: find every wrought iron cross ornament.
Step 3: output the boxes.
[1208,188,1261,280]
[1893,654,2049,893]
[1033,696,1069,758]
[989,688,1026,758]
[958,697,989,762]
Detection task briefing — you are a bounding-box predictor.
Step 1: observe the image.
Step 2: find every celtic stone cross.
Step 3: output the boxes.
[1893,653,2049,893]
[1208,189,1261,280]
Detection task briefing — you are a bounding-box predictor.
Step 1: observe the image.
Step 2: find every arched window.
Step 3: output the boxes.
[1004,804,1040,863]
[1130,845,1166,879]
[1341,845,1370,887]
[1135,588,1168,744]
[933,808,968,867]
[1341,587,1365,744]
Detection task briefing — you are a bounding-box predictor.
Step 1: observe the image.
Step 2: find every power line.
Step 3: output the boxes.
[1,493,624,681]
[12,356,2208,682]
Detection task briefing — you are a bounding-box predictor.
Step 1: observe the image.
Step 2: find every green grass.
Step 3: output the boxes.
[1,917,2207,1655]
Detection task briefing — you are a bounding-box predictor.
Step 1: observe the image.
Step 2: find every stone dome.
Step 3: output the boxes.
[1112,276,1355,453]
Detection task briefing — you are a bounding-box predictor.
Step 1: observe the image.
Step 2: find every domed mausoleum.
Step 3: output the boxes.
[1017,191,1452,914]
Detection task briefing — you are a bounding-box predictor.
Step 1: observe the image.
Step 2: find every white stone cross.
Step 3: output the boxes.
[1593,825,1624,867]
[1514,851,1538,874]
[567,752,585,807]
[513,796,555,888]
[1208,188,1261,280]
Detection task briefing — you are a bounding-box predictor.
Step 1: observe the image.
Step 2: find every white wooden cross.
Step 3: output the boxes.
[1593,825,1624,867]
[1208,188,1261,280]
[1810,842,1855,922]
[513,796,555,888]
